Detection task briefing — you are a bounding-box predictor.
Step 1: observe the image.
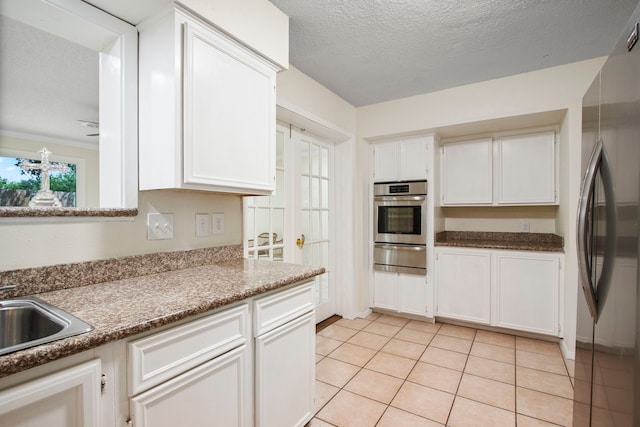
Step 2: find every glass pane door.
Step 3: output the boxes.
[244,126,286,261]
[295,132,334,322]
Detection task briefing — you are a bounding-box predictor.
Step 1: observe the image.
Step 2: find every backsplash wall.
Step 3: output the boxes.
[443,206,558,234]
[0,190,243,271]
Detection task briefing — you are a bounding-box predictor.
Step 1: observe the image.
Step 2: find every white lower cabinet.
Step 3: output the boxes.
[435,247,563,336]
[254,282,315,427]
[373,271,430,317]
[128,303,252,427]
[127,280,315,427]
[130,345,250,426]
[494,252,561,335]
[373,271,398,311]
[255,312,315,427]
[435,248,491,324]
[0,359,102,427]
[0,281,316,427]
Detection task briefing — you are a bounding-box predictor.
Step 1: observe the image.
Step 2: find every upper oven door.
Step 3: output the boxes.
[374,195,427,245]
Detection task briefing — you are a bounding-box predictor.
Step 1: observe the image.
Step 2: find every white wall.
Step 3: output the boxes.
[277,66,357,134]
[443,206,558,233]
[177,0,289,68]
[276,66,362,318]
[0,190,241,270]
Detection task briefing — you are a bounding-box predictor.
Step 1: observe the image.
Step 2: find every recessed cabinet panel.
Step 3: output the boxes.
[399,139,429,181]
[373,271,429,317]
[495,253,560,335]
[441,131,558,206]
[253,281,314,336]
[131,345,250,427]
[441,139,493,205]
[373,138,428,182]
[398,274,428,316]
[0,359,101,427]
[139,8,278,195]
[255,311,315,427]
[373,143,399,183]
[435,249,491,324]
[128,304,249,396]
[373,270,400,310]
[434,247,563,336]
[497,132,556,204]
[184,22,274,191]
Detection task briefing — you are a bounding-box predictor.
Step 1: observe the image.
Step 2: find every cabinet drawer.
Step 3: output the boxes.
[254,281,314,336]
[128,304,249,396]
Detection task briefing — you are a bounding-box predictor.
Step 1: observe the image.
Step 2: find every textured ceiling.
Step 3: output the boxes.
[270,0,640,106]
[2,0,639,148]
[0,15,98,145]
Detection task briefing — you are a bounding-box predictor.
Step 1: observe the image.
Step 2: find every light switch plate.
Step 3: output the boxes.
[212,213,225,235]
[195,213,210,237]
[147,213,174,240]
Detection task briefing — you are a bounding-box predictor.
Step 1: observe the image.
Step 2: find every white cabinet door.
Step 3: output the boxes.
[373,270,399,310]
[398,273,428,316]
[0,359,101,427]
[373,142,400,182]
[399,139,428,181]
[441,138,493,205]
[183,21,276,193]
[255,311,315,427]
[373,139,428,182]
[494,252,560,335]
[496,132,556,205]
[139,8,278,195]
[435,248,491,324]
[131,344,251,427]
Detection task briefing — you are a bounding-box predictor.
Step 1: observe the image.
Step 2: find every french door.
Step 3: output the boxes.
[244,123,336,322]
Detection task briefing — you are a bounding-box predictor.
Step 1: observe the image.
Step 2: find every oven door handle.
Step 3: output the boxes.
[374,195,426,202]
[374,244,426,252]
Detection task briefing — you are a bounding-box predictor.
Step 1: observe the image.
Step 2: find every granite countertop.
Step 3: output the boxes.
[435,231,564,252]
[0,257,324,378]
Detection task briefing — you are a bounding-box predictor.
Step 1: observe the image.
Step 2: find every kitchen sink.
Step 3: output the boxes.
[0,296,93,356]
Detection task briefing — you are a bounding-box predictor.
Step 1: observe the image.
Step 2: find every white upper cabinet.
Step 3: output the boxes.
[441,138,493,205]
[373,138,428,182]
[496,132,557,204]
[441,131,558,206]
[138,7,279,195]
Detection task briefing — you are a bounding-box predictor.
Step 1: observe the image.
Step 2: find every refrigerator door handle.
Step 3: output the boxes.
[576,139,617,322]
[577,138,601,320]
[594,140,617,320]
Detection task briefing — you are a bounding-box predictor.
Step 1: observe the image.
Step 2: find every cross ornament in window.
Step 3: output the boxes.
[19,147,69,207]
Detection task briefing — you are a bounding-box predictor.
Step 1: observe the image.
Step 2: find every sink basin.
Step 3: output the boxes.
[0,296,93,356]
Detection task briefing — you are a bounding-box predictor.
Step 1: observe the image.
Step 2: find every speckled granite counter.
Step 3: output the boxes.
[435,231,564,252]
[0,250,324,377]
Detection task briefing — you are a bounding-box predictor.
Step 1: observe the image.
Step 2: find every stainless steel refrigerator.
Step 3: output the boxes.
[575,4,640,425]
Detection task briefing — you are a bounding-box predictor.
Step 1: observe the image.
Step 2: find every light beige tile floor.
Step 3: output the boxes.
[311,313,575,427]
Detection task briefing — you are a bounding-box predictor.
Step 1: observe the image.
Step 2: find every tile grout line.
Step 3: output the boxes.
[315,316,574,427]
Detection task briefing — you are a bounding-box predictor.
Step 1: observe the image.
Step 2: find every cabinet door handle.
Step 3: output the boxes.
[296,234,305,248]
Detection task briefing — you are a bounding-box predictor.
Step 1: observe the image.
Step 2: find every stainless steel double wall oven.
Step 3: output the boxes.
[373,180,427,275]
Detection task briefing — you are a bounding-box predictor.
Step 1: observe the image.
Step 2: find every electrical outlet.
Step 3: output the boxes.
[521,219,530,233]
[212,213,225,235]
[147,213,174,240]
[195,213,210,237]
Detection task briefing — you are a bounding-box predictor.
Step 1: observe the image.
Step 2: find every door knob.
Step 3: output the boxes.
[296,234,305,248]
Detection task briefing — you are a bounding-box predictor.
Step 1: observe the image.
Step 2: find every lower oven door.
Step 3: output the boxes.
[374,244,426,275]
